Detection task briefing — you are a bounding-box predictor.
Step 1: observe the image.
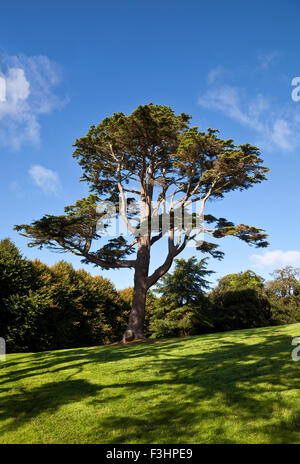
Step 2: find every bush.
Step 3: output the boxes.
[210,288,271,331]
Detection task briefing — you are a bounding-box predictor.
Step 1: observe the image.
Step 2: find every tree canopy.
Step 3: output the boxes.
[214,270,265,293]
[154,256,214,305]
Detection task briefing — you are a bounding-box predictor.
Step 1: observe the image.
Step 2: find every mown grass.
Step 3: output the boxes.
[0,323,300,444]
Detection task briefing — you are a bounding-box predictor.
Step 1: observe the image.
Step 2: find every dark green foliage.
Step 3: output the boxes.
[148,300,213,339]
[0,239,128,352]
[149,257,214,338]
[210,289,271,331]
[32,260,127,350]
[155,257,214,304]
[209,270,271,331]
[0,238,37,298]
[3,291,51,352]
[0,239,46,352]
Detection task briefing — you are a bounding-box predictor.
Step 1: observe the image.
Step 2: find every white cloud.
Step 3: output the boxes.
[29,164,60,195]
[270,119,294,151]
[198,71,300,152]
[250,250,300,270]
[0,54,66,150]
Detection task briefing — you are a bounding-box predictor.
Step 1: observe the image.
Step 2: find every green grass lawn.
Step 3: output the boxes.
[1,323,300,444]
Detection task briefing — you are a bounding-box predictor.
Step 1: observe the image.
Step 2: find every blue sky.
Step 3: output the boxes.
[1,0,300,290]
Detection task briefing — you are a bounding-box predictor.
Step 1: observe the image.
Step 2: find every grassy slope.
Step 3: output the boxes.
[1,323,300,444]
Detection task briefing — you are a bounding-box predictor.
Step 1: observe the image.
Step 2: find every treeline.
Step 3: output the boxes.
[142,257,300,339]
[0,239,130,352]
[1,238,300,352]
[142,257,300,338]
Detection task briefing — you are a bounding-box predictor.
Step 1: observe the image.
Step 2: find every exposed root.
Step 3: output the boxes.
[119,329,147,345]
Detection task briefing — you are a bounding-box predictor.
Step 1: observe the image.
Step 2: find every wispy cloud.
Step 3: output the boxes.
[207,65,228,85]
[29,164,60,195]
[250,250,300,270]
[0,54,67,150]
[198,63,300,152]
[257,51,280,71]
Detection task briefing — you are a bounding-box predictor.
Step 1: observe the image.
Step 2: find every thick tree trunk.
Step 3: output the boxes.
[122,274,147,342]
[122,236,150,343]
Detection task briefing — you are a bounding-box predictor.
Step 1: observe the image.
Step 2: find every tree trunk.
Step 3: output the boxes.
[122,236,150,343]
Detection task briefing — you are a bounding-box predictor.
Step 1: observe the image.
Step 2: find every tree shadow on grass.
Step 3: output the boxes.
[0,329,300,443]
[0,339,186,387]
[0,379,103,435]
[89,333,300,443]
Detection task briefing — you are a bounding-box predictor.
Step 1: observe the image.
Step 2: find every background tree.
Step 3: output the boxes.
[210,270,271,331]
[266,266,300,298]
[149,257,214,338]
[214,270,265,293]
[15,104,269,342]
[265,266,300,325]
[0,239,49,351]
[154,256,214,305]
[0,238,37,299]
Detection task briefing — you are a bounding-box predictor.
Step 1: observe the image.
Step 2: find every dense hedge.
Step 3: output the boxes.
[0,239,128,352]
